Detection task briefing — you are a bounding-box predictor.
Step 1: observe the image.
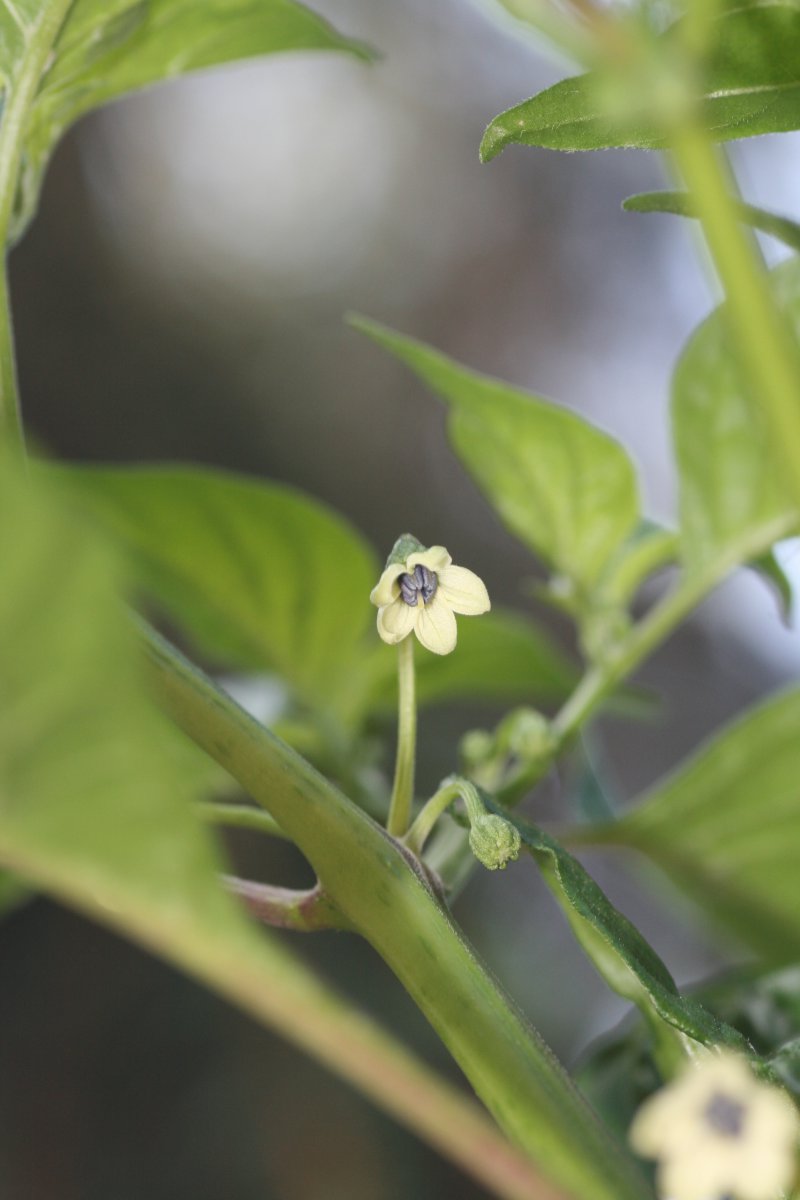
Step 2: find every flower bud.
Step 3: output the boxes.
[468,814,521,871]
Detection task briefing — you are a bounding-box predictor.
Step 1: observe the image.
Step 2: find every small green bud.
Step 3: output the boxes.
[468,814,521,871]
[460,728,495,768]
[501,708,555,762]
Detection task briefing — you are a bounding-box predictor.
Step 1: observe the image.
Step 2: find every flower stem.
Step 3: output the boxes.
[387,636,417,837]
[406,779,463,855]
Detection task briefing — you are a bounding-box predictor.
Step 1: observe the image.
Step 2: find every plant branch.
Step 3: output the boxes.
[668,124,800,513]
[224,876,350,932]
[551,514,797,748]
[0,0,76,455]
[199,800,288,840]
[141,620,651,1200]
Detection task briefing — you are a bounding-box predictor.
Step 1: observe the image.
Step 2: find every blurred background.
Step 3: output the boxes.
[3,0,800,1195]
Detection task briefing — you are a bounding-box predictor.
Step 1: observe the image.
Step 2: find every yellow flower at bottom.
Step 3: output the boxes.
[629,1050,799,1200]
[370,540,490,655]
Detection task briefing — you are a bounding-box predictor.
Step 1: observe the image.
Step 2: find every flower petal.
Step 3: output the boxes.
[371,563,406,608]
[377,600,416,645]
[407,545,452,574]
[438,565,491,615]
[415,595,457,655]
[659,1147,729,1200]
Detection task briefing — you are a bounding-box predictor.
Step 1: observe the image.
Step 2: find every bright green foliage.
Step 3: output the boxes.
[57,464,378,709]
[480,5,800,158]
[503,806,749,1067]
[623,192,800,255]
[0,463,248,939]
[353,317,640,597]
[57,464,575,734]
[581,689,800,963]
[672,258,800,573]
[6,0,369,241]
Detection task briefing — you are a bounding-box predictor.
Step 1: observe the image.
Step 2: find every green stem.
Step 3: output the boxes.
[551,513,797,748]
[406,779,463,855]
[0,262,23,454]
[199,800,288,840]
[387,635,416,837]
[142,622,651,1200]
[0,0,76,456]
[669,124,800,512]
[224,876,349,932]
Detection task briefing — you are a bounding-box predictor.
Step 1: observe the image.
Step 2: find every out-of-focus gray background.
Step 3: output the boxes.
[3,0,800,1195]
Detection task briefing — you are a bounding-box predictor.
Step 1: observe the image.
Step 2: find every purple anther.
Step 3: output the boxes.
[398,565,438,606]
[704,1093,746,1138]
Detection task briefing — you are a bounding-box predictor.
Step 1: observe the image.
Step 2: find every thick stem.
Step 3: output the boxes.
[142,623,651,1200]
[669,125,800,512]
[387,635,417,837]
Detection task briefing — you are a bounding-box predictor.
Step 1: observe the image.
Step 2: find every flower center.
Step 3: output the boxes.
[399,565,438,607]
[703,1092,747,1139]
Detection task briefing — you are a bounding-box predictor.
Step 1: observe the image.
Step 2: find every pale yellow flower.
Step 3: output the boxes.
[629,1050,799,1200]
[370,542,490,655]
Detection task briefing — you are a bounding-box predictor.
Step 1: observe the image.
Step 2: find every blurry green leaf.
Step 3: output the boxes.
[500,804,748,1064]
[8,0,370,242]
[54,464,378,711]
[353,317,640,595]
[480,5,800,158]
[751,548,793,624]
[579,689,800,962]
[623,191,800,255]
[0,461,249,940]
[0,868,31,916]
[596,524,679,609]
[673,257,800,573]
[359,609,577,714]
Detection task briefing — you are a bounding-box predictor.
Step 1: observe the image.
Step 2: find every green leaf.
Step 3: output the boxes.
[578,689,800,963]
[623,191,800,255]
[500,805,749,1068]
[596,523,679,609]
[480,5,800,158]
[360,609,577,713]
[673,256,800,573]
[352,316,640,595]
[751,548,794,624]
[53,464,378,712]
[8,0,370,241]
[0,868,31,916]
[0,464,575,1200]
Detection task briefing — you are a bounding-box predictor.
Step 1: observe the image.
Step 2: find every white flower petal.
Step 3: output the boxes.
[371,563,406,608]
[407,545,452,574]
[415,596,457,655]
[437,564,491,615]
[377,600,416,645]
[659,1147,730,1200]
